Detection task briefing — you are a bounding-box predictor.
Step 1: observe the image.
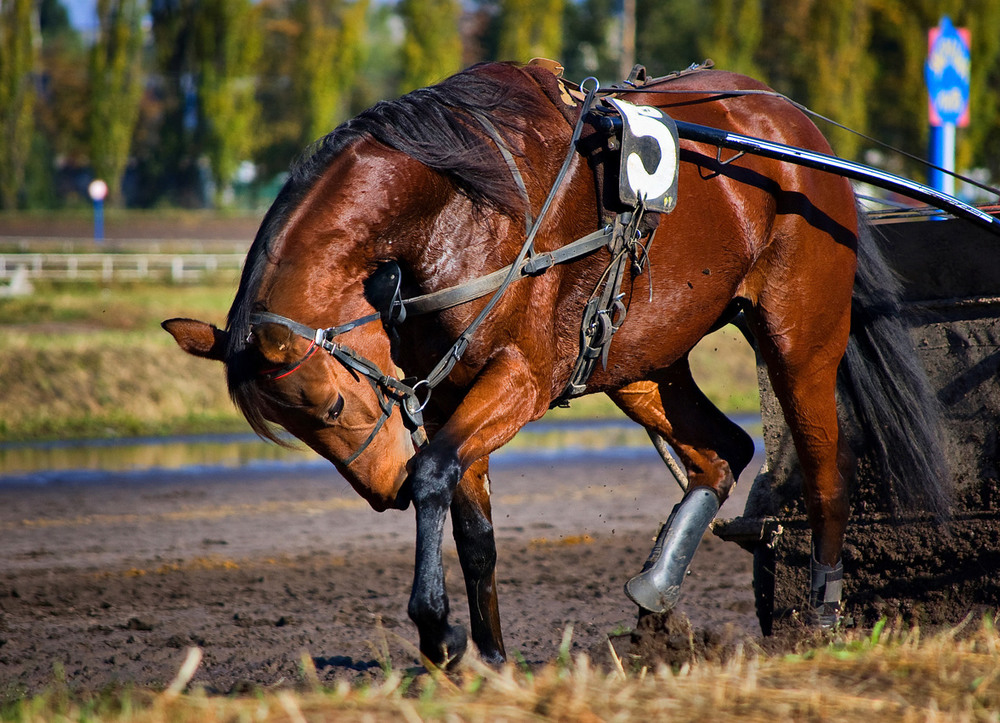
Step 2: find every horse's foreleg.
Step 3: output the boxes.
[407,348,539,668]
[451,457,505,665]
[610,357,756,613]
[407,444,467,667]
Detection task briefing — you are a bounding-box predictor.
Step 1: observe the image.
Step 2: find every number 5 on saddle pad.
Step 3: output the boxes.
[606,98,680,214]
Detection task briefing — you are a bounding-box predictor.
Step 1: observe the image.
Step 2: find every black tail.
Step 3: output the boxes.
[838,216,951,518]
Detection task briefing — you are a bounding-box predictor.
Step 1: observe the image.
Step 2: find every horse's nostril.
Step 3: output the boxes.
[327,394,345,422]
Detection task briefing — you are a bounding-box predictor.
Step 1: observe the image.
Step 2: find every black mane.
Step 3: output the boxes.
[225,63,551,440]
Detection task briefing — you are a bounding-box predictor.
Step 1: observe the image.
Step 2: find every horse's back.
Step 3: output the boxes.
[639,69,837,158]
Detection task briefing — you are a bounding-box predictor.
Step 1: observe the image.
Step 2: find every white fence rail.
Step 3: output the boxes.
[0,252,246,282]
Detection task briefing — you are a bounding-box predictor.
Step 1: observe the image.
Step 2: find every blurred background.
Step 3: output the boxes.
[1,0,998,213]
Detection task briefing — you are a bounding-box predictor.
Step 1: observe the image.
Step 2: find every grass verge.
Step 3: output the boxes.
[3,617,998,722]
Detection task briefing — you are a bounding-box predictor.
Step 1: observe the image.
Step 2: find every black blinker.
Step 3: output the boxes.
[364,261,407,328]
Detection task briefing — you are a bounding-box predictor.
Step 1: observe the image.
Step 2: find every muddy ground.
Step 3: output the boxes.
[0,454,761,698]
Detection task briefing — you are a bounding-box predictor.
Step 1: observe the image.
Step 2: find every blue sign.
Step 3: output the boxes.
[925,16,970,127]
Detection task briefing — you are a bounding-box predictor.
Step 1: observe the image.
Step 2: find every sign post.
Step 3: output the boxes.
[88,179,108,242]
[925,16,970,196]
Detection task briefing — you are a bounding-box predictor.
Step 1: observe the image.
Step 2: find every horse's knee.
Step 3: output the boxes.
[409,446,462,509]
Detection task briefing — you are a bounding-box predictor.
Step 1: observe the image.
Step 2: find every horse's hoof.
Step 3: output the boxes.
[808,556,844,630]
[624,573,680,614]
[808,602,842,630]
[476,648,506,668]
[421,624,468,669]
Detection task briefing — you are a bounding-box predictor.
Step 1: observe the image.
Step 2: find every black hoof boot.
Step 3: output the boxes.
[420,624,468,670]
[808,556,844,629]
[625,487,720,613]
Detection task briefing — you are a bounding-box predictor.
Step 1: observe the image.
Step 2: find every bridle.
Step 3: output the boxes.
[250,308,430,465]
[248,73,658,467]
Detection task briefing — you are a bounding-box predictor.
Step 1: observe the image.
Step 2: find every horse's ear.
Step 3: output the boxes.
[161,318,228,362]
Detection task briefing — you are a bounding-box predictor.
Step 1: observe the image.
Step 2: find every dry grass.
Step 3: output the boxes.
[0,279,245,440]
[5,617,999,722]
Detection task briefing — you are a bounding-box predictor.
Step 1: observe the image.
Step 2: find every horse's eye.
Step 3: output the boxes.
[325,394,345,422]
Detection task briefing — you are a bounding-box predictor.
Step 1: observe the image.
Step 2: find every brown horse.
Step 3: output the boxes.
[164,61,947,668]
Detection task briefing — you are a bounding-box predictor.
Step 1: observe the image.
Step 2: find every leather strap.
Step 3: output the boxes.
[403,227,612,315]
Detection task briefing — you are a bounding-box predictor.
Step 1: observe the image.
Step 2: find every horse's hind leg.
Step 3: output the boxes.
[450,457,505,665]
[609,356,756,612]
[612,358,756,499]
[751,257,855,627]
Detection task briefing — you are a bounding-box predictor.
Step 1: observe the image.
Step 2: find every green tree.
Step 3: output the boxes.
[255,0,370,180]
[149,0,204,205]
[398,0,462,93]
[860,0,922,167]
[26,0,87,207]
[497,0,563,63]
[701,0,762,78]
[962,1,1000,190]
[0,0,37,209]
[704,0,872,159]
[562,0,618,82]
[89,0,145,206]
[864,1,999,181]
[148,0,260,207]
[290,0,370,146]
[634,0,710,79]
[196,0,262,206]
[801,2,874,160]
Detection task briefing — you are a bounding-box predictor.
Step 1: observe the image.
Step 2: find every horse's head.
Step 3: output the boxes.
[162,142,442,513]
[163,308,418,511]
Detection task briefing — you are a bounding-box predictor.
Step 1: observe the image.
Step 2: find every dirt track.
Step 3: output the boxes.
[0,453,760,696]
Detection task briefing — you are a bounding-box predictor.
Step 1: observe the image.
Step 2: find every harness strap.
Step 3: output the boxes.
[559,205,649,401]
[418,77,603,391]
[259,340,320,381]
[468,109,534,231]
[403,227,612,315]
[342,378,395,466]
[251,310,381,343]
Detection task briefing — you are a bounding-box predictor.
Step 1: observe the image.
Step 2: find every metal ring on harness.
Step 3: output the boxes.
[409,379,432,414]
